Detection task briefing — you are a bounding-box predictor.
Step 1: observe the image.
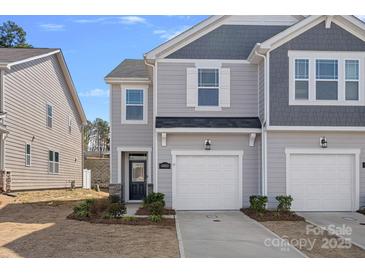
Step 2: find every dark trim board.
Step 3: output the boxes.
[156,117,261,128]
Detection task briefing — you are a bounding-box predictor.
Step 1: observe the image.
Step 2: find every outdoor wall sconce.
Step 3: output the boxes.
[204,139,211,150]
[31,136,35,142]
[320,136,328,148]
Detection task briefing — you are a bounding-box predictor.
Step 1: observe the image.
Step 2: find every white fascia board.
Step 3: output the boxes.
[144,16,226,59]
[156,128,261,133]
[7,50,61,68]
[267,126,365,132]
[104,77,150,84]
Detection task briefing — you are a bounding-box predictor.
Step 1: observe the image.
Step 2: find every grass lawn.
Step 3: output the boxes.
[0,189,179,258]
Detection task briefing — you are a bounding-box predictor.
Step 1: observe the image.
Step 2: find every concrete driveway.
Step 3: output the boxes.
[299,212,365,250]
[176,211,304,258]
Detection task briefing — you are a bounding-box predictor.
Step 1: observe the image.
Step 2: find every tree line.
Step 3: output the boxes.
[84,118,110,153]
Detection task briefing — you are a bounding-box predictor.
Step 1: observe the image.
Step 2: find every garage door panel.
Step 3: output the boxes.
[288,154,354,211]
[174,154,240,210]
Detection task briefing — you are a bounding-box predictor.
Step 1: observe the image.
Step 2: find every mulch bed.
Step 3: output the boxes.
[135,207,176,216]
[67,212,175,227]
[241,208,305,222]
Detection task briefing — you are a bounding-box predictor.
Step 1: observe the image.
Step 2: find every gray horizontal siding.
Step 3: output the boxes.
[110,83,153,185]
[270,22,365,126]
[3,55,83,190]
[157,62,258,117]
[157,133,261,208]
[267,131,365,208]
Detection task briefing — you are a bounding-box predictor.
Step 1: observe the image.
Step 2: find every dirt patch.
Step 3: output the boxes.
[262,221,365,258]
[241,208,304,222]
[0,190,179,258]
[135,207,176,216]
[11,188,108,205]
[67,212,175,226]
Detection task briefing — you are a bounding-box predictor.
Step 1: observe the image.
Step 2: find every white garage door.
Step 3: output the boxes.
[173,154,241,210]
[288,154,355,211]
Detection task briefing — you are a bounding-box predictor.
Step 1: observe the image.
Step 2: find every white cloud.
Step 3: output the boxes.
[153,25,191,40]
[39,23,65,31]
[118,16,147,25]
[73,17,108,24]
[79,88,109,97]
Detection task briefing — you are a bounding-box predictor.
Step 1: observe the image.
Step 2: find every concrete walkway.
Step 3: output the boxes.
[176,211,304,258]
[299,212,365,250]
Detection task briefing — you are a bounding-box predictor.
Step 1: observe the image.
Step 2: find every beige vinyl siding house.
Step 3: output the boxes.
[0,48,86,191]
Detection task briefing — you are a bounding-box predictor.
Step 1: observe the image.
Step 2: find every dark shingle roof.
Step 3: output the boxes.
[0,48,58,63]
[167,25,289,59]
[105,59,150,78]
[156,117,261,128]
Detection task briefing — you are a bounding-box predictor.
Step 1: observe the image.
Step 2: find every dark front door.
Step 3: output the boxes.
[129,160,146,200]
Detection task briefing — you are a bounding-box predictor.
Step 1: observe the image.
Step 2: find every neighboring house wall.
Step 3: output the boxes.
[110,83,153,185]
[157,133,261,207]
[269,22,365,126]
[157,62,258,117]
[258,61,265,122]
[266,131,365,208]
[3,55,83,190]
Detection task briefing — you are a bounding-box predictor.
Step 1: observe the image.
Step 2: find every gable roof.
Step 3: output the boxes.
[105,59,150,79]
[248,15,365,62]
[0,48,87,125]
[0,48,58,65]
[144,15,304,60]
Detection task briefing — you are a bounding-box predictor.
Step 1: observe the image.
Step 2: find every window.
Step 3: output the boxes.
[295,59,309,99]
[68,116,72,134]
[289,51,364,105]
[47,104,53,128]
[198,69,219,106]
[25,144,31,166]
[122,87,147,124]
[49,150,59,174]
[345,60,359,100]
[316,59,338,100]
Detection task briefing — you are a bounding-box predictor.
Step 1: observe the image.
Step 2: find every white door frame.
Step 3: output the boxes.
[171,150,244,210]
[285,148,361,211]
[117,146,152,202]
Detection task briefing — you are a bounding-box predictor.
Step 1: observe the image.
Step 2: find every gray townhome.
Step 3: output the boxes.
[105,15,365,212]
[0,48,87,192]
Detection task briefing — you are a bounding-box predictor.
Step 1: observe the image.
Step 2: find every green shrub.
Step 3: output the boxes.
[149,214,162,222]
[107,202,127,218]
[147,201,164,216]
[143,192,165,207]
[249,195,268,213]
[89,199,110,217]
[109,194,121,203]
[122,216,137,222]
[73,199,95,218]
[276,195,293,212]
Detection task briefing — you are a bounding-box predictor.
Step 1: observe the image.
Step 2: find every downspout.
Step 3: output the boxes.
[254,48,268,197]
[144,58,157,193]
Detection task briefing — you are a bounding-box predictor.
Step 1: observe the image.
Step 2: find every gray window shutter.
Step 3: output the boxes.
[186,68,198,107]
[219,68,230,107]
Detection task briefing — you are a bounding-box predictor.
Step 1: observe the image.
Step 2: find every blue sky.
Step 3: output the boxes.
[0,15,208,122]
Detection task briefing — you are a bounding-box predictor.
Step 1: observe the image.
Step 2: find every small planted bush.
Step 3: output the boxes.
[148,201,164,216]
[89,199,110,217]
[276,195,293,212]
[109,194,121,203]
[143,192,165,207]
[122,216,137,222]
[249,195,268,213]
[107,202,127,218]
[73,199,95,218]
[149,214,162,223]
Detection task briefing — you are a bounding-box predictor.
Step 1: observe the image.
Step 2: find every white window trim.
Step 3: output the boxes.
[48,150,60,174]
[121,85,148,124]
[46,103,53,128]
[196,67,220,110]
[285,148,360,211]
[288,51,365,106]
[25,143,31,167]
